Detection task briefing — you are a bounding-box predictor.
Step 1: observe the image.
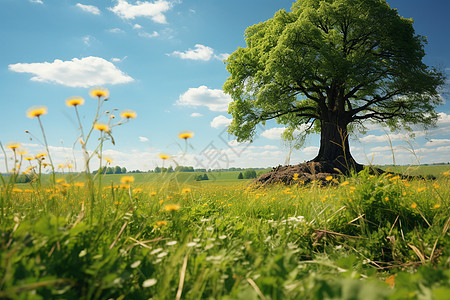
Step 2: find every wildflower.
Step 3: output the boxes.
[163,204,181,211]
[433,204,441,209]
[181,187,191,194]
[26,106,48,118]
[158,153,171,160]
[36,152,47,159]
[385,274,396,288]
[325,176,333,181]
[89,87,109,98]
[120,176,135,184]
[443,171,450,176]
[341,181,350,186]
[293,173,299,180]
[58,164,66,169]
[156,221,167,227]
[159,199,164,205]
[120,109,137,119]
[94,123,110,132]
[178,131,194,140]
[16,148,28,155]
[150,192,157,196]
[65,96,85,107]
[385,197,389,201]
[56,179,66,184]
[104,157,113,164]
[411,203,417,209]
[417,187,426,192]
[389,175,400,181]
[24,156,34,161]
[120,184,130,189]
[6,142,21,150]
[74,182,85,188]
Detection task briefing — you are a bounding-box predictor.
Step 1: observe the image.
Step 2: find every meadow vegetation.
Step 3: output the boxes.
[0,88,449,299]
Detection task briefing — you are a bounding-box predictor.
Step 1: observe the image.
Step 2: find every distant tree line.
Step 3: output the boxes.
[93,166,127,175]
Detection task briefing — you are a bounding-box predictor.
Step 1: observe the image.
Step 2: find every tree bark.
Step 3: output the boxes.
[312,118,363,173]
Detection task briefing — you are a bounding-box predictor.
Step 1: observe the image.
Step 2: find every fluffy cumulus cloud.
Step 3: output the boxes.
[138,31,159,38]
[424,139,450,147]
[261,127,286,140]
[109,0,173,24]
[76,3,101,15]
[170,44,229,61]
[138,136,149,142]
[9,56,134,87]
[190,112,203,117]
[210,115,232,128]
[29,0,43,4]
[177,86,232,112]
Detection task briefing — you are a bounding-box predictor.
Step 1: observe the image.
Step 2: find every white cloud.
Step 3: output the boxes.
[109,28,125,33]
[302,146,319,155]
[211,115,232,128]
[177,86,232,112]
[424,139,450,147]
[30,0,43,4]
[138,136,149,142]
[171,44,214,61]
[133,24,142,29]
[190,112,203,117]
[170,44,228,61]
[138,31,159,38]
[261,127,286,140]
[76,3,101,15]
[9,56,134,88]
[109,0,173,24]
[83,36,91,46]
[111,56,127,63]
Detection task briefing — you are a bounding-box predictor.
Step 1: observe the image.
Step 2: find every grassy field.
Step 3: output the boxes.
[1,167,449,299]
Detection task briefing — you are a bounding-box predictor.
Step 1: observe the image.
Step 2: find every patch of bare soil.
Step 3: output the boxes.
[254,161,384,186]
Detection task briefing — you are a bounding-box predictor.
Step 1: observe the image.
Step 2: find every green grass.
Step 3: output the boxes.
[1,169,449,299]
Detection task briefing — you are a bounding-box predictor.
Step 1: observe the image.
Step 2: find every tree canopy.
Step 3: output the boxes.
[224,0,445,169]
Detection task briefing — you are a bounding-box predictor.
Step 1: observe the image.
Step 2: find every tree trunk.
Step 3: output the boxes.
[312,118,363,173]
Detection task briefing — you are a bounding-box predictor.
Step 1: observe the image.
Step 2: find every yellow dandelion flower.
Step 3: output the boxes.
[120,109,137,119]
[163,204,181,212]
[120,183,130,189]
[26,106,48,118]
[24,156,34,161]
[134,188,143,193]
[443,171,450,176]
[385,274,396,288]
[16,148,28,155]
[56,178,66,184]
[433,204,441,209]
[181,187,191,194]
[73,182,85,188]
[65,96,85,107]
[293,173,299,180]
[150,192,157,196]
[104,157,113,164]
[94,123,110,132]
[36,152,47,159]
[178,131,194,140]
[341,181,350,186]
[156,221,167,227]
[12,188,23,193]
[58,164,66,169]
[159,199,164,205]
[158,153,171,160]
[417,187,426,192]
[411,203,417,209]
[89,87,109,98]
[120,176,135,184]
[67,164,73,169]
[325,176,333,181]
[385,197,389,201]
[61,183,71,188]
[6,142,21,150]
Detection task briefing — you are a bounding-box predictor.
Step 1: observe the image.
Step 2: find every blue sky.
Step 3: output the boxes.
[1,0,449,172]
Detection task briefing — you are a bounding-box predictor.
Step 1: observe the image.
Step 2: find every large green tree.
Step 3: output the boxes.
[224,0,445,171]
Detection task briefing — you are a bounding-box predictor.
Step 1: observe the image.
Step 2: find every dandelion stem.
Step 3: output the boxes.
[37,116,56,185]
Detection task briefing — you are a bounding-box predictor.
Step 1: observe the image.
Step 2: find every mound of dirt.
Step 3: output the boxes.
[254,161,383,186]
